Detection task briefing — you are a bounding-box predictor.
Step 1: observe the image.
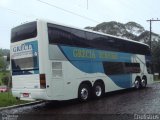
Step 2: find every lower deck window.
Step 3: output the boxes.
[103,62,140,75]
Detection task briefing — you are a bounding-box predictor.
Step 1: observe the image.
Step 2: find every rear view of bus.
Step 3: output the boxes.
[11,21,47,101]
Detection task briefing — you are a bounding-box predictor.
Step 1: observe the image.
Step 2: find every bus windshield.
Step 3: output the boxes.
[11,22,37,43]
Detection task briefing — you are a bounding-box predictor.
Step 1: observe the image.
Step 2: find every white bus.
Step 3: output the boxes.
[11,20,153,101]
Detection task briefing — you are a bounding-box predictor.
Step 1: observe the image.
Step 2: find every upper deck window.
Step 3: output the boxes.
[11,22,37,43]
[47,23,150,56]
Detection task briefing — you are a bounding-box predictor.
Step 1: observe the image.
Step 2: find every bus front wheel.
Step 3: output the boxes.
[141,78,147,88]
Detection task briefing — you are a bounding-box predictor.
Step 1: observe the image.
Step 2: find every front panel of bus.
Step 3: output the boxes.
[11,21,48,100]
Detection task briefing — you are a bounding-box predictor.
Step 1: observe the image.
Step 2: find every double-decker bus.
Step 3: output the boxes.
[11,20,153,101]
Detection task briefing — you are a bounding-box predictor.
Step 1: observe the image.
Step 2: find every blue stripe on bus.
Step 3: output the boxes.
[59,46,132,62]
[12,69,39,75]
[25,41,39,69]
[108,74,132,88]
[59,45,133,88]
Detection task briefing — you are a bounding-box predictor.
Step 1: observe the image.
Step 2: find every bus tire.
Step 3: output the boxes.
[141,77,147,88]
[78,83,91,102]
[134,78,141,89]
[92,82,104,99]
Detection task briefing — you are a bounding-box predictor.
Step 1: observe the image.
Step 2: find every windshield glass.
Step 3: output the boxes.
[11,22,37,43]
[12,57,38,70]
[11,40,39,75]
[11,56,39,75]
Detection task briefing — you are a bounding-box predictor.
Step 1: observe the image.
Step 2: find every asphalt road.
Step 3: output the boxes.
[1,82,160,120]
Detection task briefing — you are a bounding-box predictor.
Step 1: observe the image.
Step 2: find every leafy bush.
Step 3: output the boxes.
[2,75,9,85]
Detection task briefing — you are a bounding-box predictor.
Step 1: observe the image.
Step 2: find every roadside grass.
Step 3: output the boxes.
[0,92,29,107]
[0,71,9,85]
[0,71,30,108]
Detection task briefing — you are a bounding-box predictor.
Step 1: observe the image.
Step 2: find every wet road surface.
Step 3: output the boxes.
[1,82,160,119]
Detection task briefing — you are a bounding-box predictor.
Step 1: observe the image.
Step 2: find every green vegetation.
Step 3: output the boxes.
[0,49,28,108]
[152,40,160,76]
[0,49,9,71]
[0,72,28,108]
[0,92,29,107]
[0,48,10,86]
[0,71,10,86]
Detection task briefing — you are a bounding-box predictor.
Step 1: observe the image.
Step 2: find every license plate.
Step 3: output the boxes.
[23,93,29,97]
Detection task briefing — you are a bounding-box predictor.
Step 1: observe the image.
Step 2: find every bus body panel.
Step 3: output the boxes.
[12,88,48,100]
[12,74,40,89]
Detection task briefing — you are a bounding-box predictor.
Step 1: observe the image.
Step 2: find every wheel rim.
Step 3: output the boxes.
[135,80,140,89]
[141,79,146,87]
[80,88,88,100]
[95,85,102,97]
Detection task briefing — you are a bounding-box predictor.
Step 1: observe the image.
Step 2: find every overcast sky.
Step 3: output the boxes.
[0,0,160,49]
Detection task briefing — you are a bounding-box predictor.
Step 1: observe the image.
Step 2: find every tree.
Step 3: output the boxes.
[0,56,7,71]
[2,75,9,86]
[151,40,160,75]
[0,49,8,71]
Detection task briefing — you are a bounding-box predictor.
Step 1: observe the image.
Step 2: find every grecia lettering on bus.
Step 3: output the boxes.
[73,48,118,60]
[73,49,96,59]
[99,51,118,59]
[13,44,32,53]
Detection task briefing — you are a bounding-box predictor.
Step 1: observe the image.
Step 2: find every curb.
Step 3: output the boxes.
[0,100,43,111]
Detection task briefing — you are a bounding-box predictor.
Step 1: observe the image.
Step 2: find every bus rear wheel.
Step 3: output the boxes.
[78,83,91,102]
[92,82,104,99]
[134,78,141,89]
[141,78,147,88]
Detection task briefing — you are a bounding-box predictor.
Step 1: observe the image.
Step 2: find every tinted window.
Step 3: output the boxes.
[86,32,111,50]
[11,57,38,71]
[124,41,150,55]
[86,32,150,55]
[103,62,140,75]
[48,24,73,45]
[71,28,90,47]
[47,23,150,55]
[124,63,140,73]
[11,22,37,43]
[48,23,89,47]
[103,62,124,75]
